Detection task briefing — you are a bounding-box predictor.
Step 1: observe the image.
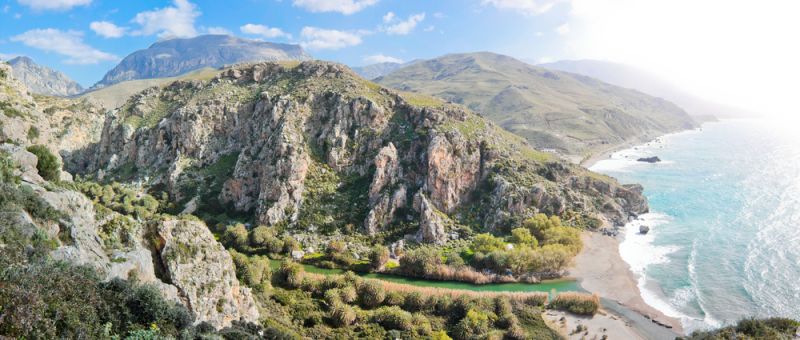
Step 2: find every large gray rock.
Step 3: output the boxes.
[154,219,260,328]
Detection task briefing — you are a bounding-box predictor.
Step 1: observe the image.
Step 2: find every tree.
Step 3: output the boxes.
[223,224,248,249]
[369,245,390,271]
[471,233,505,253]
[249,225,275,248]
[26,145,61,181]
[277,260,304,289]
[453,309,495,339]
[510,228,537,247]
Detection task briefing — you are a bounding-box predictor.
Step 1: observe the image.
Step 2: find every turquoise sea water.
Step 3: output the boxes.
[591,119,800,332]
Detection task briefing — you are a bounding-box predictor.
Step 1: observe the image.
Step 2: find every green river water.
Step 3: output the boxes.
[268,260,580,294]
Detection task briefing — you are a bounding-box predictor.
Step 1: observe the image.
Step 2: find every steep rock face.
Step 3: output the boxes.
[94,35,311,88]
[8,56,84,96]
[153,219,260,328]
[77,61,648,244]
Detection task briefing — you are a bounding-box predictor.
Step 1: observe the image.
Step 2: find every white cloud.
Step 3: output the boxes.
[423,25,435,32]
[90,21,126,38]
[206,26,232,35]
[10,29,117,64]
[17,0,91,11]
[382,11,395,23]
[481,0,564,15]
[300,27,362,50]
[555,23,569,35]
[432,12,446,19]
[535,31,544,37]
[292,0,378,15]
[385,13,425,35]
[131,0,200,38]
[364,54,402,64]
[0,53,19,61]
[240,24,290,39]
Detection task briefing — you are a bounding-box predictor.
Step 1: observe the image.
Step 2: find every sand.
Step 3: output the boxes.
[543,309,642,340]
[569,231,684,338]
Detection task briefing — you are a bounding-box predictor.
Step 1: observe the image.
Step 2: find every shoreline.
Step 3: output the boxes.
[570,231,684,339]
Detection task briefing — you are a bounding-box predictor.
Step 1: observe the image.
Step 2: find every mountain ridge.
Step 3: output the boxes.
[7,56,84,97]
[92,34,311,89]
[376,52,697,162]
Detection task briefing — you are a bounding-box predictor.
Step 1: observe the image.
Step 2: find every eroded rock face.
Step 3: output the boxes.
[78,61,649,243]
[413,192,450,245]
[153,219,260,328]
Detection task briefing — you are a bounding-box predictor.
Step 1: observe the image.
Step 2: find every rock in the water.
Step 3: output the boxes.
[637,156,661,163]
[639,225,650,234]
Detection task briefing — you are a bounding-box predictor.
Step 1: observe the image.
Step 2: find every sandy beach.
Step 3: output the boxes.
[570,231,684,339]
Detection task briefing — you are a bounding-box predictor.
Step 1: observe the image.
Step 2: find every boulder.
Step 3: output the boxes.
[639,225,650,234]
[637,156,661,163]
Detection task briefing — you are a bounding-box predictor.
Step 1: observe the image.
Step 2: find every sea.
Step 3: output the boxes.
[590,119,800,333]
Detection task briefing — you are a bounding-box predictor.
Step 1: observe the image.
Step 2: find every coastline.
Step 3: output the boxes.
[570,231,683,339]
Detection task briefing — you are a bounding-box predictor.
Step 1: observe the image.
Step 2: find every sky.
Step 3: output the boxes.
[0,0,798,118]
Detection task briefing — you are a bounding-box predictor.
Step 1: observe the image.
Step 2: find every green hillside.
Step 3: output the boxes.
[376,52,697,162]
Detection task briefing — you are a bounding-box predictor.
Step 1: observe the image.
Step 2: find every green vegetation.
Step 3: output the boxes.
[75,181,160,221]
[548,292,600,315]
[27,126,39,141]
[26,145,61,181]
[683,318,800,340]
[296,160,371,235]
[0,101,26,118]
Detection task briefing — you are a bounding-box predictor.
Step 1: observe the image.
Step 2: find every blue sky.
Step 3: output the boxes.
[0,0,573,87]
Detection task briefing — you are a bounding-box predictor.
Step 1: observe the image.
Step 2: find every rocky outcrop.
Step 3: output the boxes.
[153,219,260,328]
[413,192,451,245]
[637,156,661,163]
[364,143,408,234]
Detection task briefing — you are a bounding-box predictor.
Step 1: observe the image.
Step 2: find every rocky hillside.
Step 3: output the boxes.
[0,62,103,155]
[93,35,311,88]
[74,61,648,249]
[541,59,747,119]
[376,52,697,162]
[7,56,84,97]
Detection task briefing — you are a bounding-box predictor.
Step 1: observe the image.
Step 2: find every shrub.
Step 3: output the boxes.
[249,225,274,248]
[399,246,442,277]
[369,244,390,270]
[371,306,413,331]
[276,260,304,289]
[340,285,358,304]
[384,291,405,306]
[403,291,427,312]
[510,227,537,247]
[223,224,248,249]
[522,292,549,307]
[358,280,386,308]
[471,233,506,253]
[329,301,356,327]
[453,309,495,339]
[548,292,600,315]
[27,126,39,141]
[26,145,61,181]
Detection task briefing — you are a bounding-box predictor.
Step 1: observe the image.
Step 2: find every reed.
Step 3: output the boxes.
[548,292,600,315]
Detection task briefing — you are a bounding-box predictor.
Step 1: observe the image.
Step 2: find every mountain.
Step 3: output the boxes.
[92,34,311,88]
[540,59,749,119]
[376,52,697,162]
[351,60,418,79]
[7,56,84,96]
[80,67,219,109]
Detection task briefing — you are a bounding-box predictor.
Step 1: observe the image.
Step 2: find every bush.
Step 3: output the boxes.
[358,280,386,308]
[548,292,600,315]
[384,291,405,306]
[249,225,275,248]
[510,227,537,247]
[369,244,390,270]
[403,291,427,312]
[399,246,442,277]
[276,260,305,289]
[26,145,61,181]
[371,306,413,331]
[453,309,495,339]
[329,301,356,327]
[471,233,506,253]
[223,224,249,249]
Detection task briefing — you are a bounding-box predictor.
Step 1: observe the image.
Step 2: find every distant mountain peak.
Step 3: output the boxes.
[7,56,84,97]
[92,34,311,88]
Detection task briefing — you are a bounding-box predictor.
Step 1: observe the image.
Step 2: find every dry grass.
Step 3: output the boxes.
[549,292,600,315]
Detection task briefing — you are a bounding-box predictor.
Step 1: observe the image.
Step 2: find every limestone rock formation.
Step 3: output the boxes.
[7,56,84,96]
[154,219,260,328]
[413,192,450,245]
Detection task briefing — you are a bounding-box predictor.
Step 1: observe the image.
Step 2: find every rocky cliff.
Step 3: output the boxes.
[7,56,84,97]
[0,143,260,328]
[93,35,311,88]
[76,61,647,246]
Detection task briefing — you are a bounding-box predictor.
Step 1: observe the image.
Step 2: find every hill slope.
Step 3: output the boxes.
[352,60,418,79]
[376,52,697,161]
[540,59,749,119]
[93,34,311,88]
[7,56,84,96]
